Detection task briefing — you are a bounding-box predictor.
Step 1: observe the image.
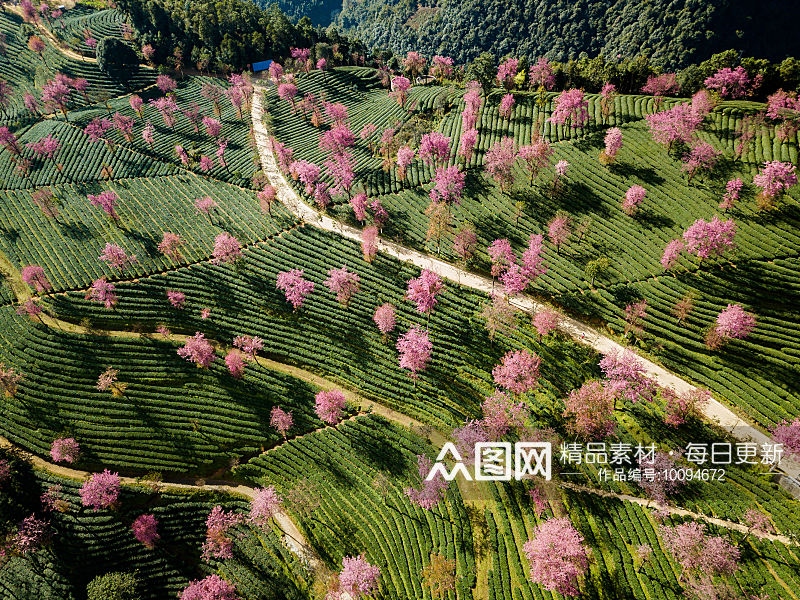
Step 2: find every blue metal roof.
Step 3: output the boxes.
[252,60,273,73]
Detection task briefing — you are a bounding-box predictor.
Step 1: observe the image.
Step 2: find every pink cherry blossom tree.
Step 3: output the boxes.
[600,127,623,164]
[487,238,516,279]
[202,116,222,138]
[99,243,137,271]
[682,142,720,182]
[250,485,282,526]
[481,390,527,439]
[269,407,293,438]
[429,165,465,204]
[326,266,360,306]
[50,437,80,463]
[660,522,740,589]
[88,190,120,222]
[518,138,553,185]
[772,419,800,459]
[599,82,617,123]
[458,128,478,164]
[563,380,616,439]
[132,514,160,548]
[547,214,571,253]
[499,93,515,119]
[549,89,589,130]
[753,161,797,208]
[276,269,315,310]
[85,278,117,309]
[622,185,646,216]
[404,454,449,510]
[492,350,541,394]
[704,67,756,99]
[12,514,50,555]
[529,57,555,90]
[521,234,548,282]
[80,469,121,509]
[599,348,655,405]
[645,103,703,150]
[156,74,177,95]
[194,196,218,220]
[201,505,243,560]
[522,517,589,597]
[26,134,61,163]
[431,55,454,82]
[714,304,756,340]
[390,76,411,106]
[21,265,52,293]
[396,146,415,181]
[361,226,378,262]
[233,335,264,360]
[211,233,242,264]
[406,270,444,315]
[158,232,184,261]
[371,303,397,338]
[396,327,432,377]
[419,132,451,167]
[638,451,685,503]
[641,73,679,106]
[532,310,559,338]
[177,332,215,368]
[41,75,72,119]
[663,388,710,427]
[453,224,478,264]
[453,420,489,462]
[334,554,381,599]
[661,239,685,270]
[225,349,246,379]
[682,216,736,260]
[496,57,519,89]
[484,137,517,191]
[719,178,743,211]
[180,575,240,600]
[315,390,347,425]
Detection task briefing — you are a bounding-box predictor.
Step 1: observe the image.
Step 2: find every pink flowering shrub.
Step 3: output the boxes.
[132,514,160,548]
[549,89,588,129]
[315,390,347,425]
[180,575,240,600]
[80,469,121,509]
[177,332,215,368]
[326,266,360,306]
[404,455,448,510]
[396,327,432,377]
[21,265,52,293]
[682,216,736,260]
[715,304,756,340]
[276,269,315,310]
[522,517,589,597]
[50,437,80,463]
[622,185,646,216]
[492,350,541,394]
[269,407,293,438]
[373,303,396,336]
[250,485,282,526]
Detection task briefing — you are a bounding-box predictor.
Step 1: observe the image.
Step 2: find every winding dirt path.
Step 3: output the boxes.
[250,87,800,493]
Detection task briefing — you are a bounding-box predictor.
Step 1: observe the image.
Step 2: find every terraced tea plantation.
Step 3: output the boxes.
[1,3,799,600]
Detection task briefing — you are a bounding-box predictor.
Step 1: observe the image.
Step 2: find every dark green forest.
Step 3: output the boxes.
[255,0,799,70]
